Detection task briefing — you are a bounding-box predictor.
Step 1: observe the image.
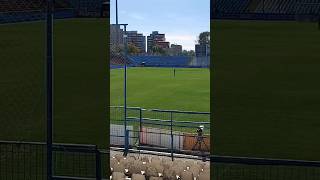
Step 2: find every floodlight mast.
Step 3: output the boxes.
[123,24,128,149]
[116,0,118,24]
[115,0,128,153]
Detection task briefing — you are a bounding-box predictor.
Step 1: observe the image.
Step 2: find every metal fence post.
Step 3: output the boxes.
[139,108,142,132]
[123,24,128,147]
[170,112,174,161]
[46,0,53,179]
[139,108,142,146]
[95,146,102,180]
[124,130,129,157]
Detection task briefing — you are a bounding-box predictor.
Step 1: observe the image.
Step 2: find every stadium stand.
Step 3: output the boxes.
[110,153,210,180]
[67,0,104,17]
[129,56,191,67]
[214,0,251,14]
[212,0,320,20]
[110,55,208,69]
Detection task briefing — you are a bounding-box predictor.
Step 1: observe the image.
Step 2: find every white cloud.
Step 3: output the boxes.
[129,13,145,20]
[166,34,196,51]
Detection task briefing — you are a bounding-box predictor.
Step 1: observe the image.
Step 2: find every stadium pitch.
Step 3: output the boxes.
[110,67,210,112]
[213,20,320,160]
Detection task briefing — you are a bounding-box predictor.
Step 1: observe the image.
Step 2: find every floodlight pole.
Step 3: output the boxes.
[114,23,129,151]
[116,0,118,24]
[123,24,128,151]
[46,0,53,179]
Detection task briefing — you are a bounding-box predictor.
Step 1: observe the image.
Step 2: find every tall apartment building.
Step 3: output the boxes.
[169,44,183,55]
[147,31,168,53]
[127,31,146,53]
[195,43,210,57]
[110,24,124,45]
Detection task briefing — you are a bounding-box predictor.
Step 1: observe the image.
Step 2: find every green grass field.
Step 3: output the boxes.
[213,20,320,160]
[0,18,108,147]
[110,67,210,112]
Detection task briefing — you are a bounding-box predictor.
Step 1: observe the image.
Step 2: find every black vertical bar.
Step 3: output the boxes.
[170,112,174,161]
[23,144,26,180]
[139,108,142,146]
[78,152,81,176]
[95,147,102,180]
[124,25,128,146]
[73,153,75,176]
[139,108,142,132]
[124,130,129,157]
[11,144,14,179]
[115,0,118,24]
[0,144,1,179]
[35,146,38,180]
[46,0,53,179]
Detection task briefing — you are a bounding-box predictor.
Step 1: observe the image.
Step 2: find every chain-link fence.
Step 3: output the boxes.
[212,155,320,180]
[0,0,46,142]
[0,141,109,179]
[212,0,320,21]
[110,23,131,69]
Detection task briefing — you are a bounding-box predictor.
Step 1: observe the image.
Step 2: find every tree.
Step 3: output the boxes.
[152,45,167,55]
[198,31,210,45]
[182,50,195,57]
[128,43,141,55]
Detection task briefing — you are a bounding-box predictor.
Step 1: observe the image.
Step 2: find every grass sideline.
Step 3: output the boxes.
[212,20,320,160]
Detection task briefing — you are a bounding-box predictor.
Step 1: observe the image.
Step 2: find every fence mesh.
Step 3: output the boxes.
[212,157,320,180]
[213,0,320,21]
[0,141,105,179]
[0,0,46,142]
[110,24,129,68]
[0,142,46,179]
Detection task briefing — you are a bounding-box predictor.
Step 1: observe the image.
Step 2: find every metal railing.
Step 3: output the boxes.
[211,155,320,179]
[110,106,211,133]
[110,106,211,159]
[0,141,107,180]
[2,140,320,179]
[122,129,211,161]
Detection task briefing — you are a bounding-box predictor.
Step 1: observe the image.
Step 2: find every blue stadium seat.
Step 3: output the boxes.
[129,56,191,67]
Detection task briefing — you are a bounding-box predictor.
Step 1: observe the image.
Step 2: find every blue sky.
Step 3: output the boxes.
[110,0,210,51]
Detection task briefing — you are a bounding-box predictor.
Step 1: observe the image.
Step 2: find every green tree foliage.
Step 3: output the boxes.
[198,31,210,45]
[182,50,195,57]
[128,43,141,55]
[152,45,167,55]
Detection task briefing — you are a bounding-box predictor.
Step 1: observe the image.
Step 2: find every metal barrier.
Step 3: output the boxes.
[211,155,320,179]
[110,106,211,134]
[123,130,210,161]
[0,141,107,180]
[110,106,211,160]
[110,106,210,154]
[2,140,320,179]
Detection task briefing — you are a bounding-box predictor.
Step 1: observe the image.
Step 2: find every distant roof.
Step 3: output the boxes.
[102,1,110,5]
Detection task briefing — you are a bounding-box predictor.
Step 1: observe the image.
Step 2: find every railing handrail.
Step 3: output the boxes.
[0,140,96,148]
[150,108,210,114]
[211,155,320,167]
[110,105,211,114]
[125,117,210,124]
